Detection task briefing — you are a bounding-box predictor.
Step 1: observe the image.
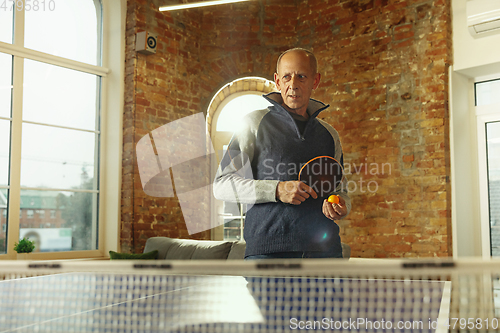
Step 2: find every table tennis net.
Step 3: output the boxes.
[1,259,500,333]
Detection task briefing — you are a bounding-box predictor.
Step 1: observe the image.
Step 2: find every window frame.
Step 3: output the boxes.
[0,0,124,259]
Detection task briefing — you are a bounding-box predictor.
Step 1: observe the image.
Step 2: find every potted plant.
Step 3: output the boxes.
[14,237,35,260]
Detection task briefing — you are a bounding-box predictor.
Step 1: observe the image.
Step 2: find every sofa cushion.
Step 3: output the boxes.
[227,241,246,260]
[143,237,233,260]
[143,237,350,260]
[341,243,351,259]
[109,250,158,260]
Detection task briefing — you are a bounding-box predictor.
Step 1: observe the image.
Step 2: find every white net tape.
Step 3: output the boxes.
[0,258,499,332]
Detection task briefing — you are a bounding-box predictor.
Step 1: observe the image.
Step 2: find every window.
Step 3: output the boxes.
[0,51,12,255]
[216,95,273,132]
[220,146,247,241]
[24,0,100,65]
[0,1,106,256]
[476,80,500,106]
[486,121,500,256]
[214,94,273,241]
[0,185,7,254]
[0,7,13,44]
[475,79,500,257]
[208,77,275,241]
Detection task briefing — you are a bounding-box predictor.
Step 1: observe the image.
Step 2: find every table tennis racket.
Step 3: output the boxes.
[298,156,344,198]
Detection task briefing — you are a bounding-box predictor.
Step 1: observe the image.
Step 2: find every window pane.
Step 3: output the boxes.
[0,8,13,44]
[0,120,10,187]
[24,0,101,65]
[476,79,500,106]
[224,219,244,241]
[216,95,272,131]
[19,189,98,251]
[0,52,13,119]
[0,189,7,254]
[21,124,96,190]
[487,122,500,257]
[23,60,98,131]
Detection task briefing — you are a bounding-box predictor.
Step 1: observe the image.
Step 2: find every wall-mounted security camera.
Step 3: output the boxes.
[136,31,157,55]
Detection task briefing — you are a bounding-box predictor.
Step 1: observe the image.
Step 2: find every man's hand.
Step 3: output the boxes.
[322,195,347,220]
[276,181,317,205]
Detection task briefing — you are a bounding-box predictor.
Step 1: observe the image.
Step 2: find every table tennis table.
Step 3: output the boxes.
[0,267,451,333]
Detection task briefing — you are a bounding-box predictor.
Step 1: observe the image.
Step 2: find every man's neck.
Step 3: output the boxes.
[281,103,309,120]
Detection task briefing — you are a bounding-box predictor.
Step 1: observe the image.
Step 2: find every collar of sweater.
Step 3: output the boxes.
[263,92,330,120]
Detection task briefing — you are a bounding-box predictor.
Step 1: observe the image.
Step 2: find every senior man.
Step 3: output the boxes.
[214,48,351,259]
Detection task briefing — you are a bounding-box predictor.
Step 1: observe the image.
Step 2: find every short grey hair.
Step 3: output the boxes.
[276,48,318,74]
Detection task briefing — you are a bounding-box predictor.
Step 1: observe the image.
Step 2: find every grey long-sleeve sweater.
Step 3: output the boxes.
[213,92,351,257]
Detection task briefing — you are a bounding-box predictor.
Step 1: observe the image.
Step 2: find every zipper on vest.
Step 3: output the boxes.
[266,98,329,141]
[299,105,329,140]
[301,121,312,141]
[282,110,304,140]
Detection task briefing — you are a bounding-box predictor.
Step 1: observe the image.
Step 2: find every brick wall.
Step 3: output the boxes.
[302,0,453,257]
[122,0,209,253]
[122,0,452,257]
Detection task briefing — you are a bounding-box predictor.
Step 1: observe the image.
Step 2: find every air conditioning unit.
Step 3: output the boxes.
[467,0,500,38]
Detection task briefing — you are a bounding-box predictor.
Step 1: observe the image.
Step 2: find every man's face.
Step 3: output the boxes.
[274,51,321,116]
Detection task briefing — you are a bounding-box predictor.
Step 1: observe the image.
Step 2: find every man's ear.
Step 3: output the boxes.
[313,73,321,90]
[274,73,281,91]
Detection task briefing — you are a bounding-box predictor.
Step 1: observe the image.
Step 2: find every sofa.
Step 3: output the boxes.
[143,237,351,259]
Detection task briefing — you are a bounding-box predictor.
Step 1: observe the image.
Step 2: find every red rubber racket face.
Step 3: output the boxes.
[298,156,344,198]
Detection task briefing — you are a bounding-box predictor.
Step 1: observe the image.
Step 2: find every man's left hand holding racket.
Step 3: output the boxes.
[276,156,348,220]
[276,180,347,221]
[276,181,318,205]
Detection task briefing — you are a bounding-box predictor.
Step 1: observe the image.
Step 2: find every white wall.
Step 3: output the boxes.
[450,71,482,257]
[451,0,500,257]
[453,0,500,76]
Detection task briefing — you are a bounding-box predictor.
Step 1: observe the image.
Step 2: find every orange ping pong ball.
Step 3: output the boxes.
[328,195,340,204]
